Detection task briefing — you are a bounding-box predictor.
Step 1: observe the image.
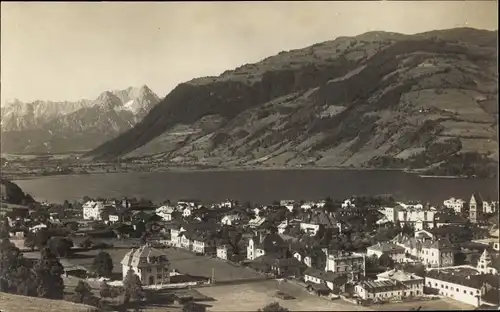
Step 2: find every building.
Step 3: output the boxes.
[247,216,266,229]
[355,269,424,301]
[324,251,365,281]
[477,249,499,275]
[216,244,234,261]
[108,214,120,223]
[483,201,497,214]
[120,244,170,285]
[444,198,467,214]
[393,235,455,268]
[304,267,343,294]
[156,205,175,221]
[424,271,496,307]
[292,247,327,270]
[82,200,105,221]
[380,205,435,230]
[221,214,240,226]
[247,233,288,261]
[366,242,406,263]
[470,193,484,224]
[191,233,216,255]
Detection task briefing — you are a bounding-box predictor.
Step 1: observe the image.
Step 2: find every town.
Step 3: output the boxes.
[1,188,499,312]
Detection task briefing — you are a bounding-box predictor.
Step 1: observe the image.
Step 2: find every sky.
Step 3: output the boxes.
[1,1,498,104]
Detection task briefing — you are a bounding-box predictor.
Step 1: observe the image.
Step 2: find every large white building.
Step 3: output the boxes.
[82,200,105,220]
[120,245,170,286]
[380,206,435,230]
[393,234,454,268]
[424,271,493,307]
[443,198,467,214]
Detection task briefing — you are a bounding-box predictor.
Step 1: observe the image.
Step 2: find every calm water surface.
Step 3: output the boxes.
[14,170,498,205]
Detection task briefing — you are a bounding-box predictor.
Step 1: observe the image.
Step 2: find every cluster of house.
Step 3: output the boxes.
[94,194,498,308]
[8,192,498,308]
[376,193,498,231]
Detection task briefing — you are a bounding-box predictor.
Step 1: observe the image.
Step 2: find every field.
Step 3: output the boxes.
[196,279,373,312]
[0,292,97,312]
[371,297,475,311]
[23,243,263,283]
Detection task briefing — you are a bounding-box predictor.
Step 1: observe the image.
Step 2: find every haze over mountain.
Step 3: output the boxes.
[0,85,160,154]
[86,28,498,174]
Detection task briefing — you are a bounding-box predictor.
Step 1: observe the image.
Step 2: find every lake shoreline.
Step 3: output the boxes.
[4,165,467,182]
[12,168,497,205]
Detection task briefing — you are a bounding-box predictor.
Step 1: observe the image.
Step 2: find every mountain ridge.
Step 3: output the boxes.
[83,28,498,175]
[0,86,161,154]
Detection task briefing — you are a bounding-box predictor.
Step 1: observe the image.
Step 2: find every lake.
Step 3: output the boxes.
[14,169,498,205]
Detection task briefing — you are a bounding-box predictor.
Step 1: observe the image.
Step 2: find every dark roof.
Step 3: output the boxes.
[421,239,454,250]
[472,193,484,205]
[360,280,407,293]
[368,242,405,253]
[426,271,497,289]
[256,233,287,250]
[435,213,466,224]
[304,267,339,283]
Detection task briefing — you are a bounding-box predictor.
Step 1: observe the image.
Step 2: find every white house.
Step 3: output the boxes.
[483,201,497,214]
[393,235,454,268]
[342,199,355,209]
[216,244,234,260]
[29,223,48,233]
[170,226,185,248]
[120,244,170,285]
[325,251,365,281]
[221,214,240,226]
[300,222,321,236]
[156,205,175,221]
[443,198,467,214]
[424,271,489,307]
[82,200,105,221]
[182,206,193,218]
[108,215,120,223]
[248,216,266,228]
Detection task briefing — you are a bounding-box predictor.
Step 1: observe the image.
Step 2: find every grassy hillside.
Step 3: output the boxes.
[85,28,498,176]
[0,293,98,312]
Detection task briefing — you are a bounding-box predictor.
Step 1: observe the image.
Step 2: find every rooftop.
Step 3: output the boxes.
[120,245,169,268]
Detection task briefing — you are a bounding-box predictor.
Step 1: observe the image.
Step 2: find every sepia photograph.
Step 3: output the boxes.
[0,1,498,311]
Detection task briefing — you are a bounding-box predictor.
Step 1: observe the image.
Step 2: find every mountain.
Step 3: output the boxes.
[85,28,498,175]
[0,85,160,154]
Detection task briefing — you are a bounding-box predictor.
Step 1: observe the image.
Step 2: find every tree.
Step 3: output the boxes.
[0,238,34,295]
[182,301,206,312]
[33,247,65,299]
[123,269,144,304]
[257,302,289,312]
[48,236,73,258]
[80,237,94,249]
[92,251,114,277]
[73,280,92,303]
[24,233,36,251]
[0,217,10,239]
[99,281,111,298]
[378,253,395,268]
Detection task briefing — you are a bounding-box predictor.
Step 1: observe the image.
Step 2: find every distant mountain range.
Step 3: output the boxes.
[85,28,498,174]
[0,85,160,154]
